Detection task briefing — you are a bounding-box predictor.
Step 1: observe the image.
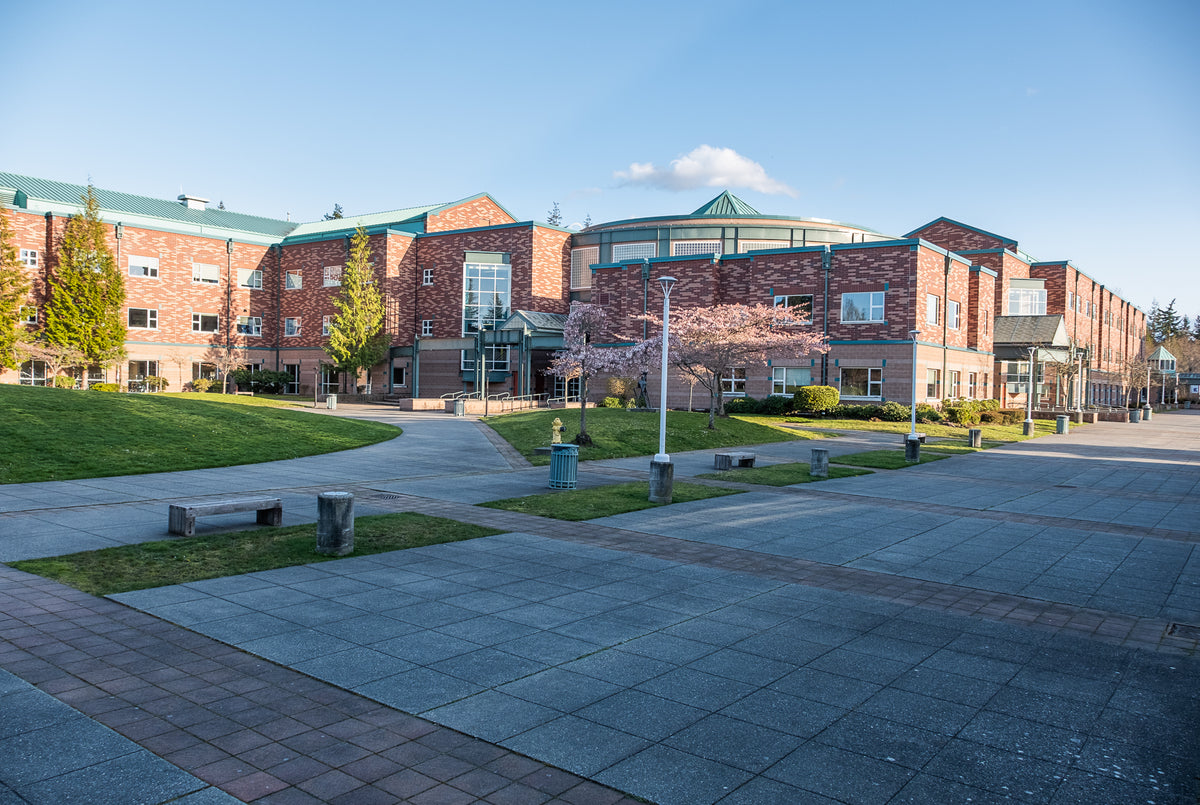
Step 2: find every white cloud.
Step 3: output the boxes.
[614,145,797,197]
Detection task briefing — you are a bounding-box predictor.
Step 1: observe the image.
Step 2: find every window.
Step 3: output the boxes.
[237,268,263,289]
[720,368,747,396]
[462,346,510,373]
[237,316,262,336]
[949,370,961,397]
[128,308,158,329]
[285,270,303,289]
[192,263,219,284]
[968,372,977,398]
[192,362,218,381]
[738,240,789,253]
[926,368,941,399]
[611,242,657,263]
[947,300,960,330]
[773,294,813,324]
[570,247,598,290]
[771,367,812,395]
[128,360,159,382]
[841,291,885,323]
[554,376,581,400]
[1004,361,1043,393]
[463,261,511,334]
[19,360,46,386]
[1007,287,1046,315]
[422,268,434,286]
[191,313,219,333]
[926,294,940,325]
[841,367,882,399]
[1067,291,1074,311]
[20,305,37,325]
[323,265,342,287]
[322,315,332,336]
[671,240,722,257]
[392,365,407,387]
[128,256,159,278]
[320,366,340,394]
[284,317,301,337]
[19,249,38,268]
[421,319,433,337]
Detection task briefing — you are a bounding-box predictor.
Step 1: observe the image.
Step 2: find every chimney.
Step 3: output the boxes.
[178,193,210,211]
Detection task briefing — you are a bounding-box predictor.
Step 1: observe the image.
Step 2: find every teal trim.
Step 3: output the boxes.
[586,211,885,235]
[282,223,423,246]
[828,339,995,357]
[417,221,534,238]
[881,359,886,367]
[904,216,1017,248]
[884,282,889,291]
[969,265,999,277]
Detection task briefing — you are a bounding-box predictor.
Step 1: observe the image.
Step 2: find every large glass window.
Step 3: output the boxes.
[841,367,882,398]
[771,367,811,395]
[283,364,300,394]
[720,368,747,396]
[841,292,885,323]
[462,262,511,335]
[570,247,598,290]
[611,242,657,263]
[774,294,813,324]
[1007,287,1047,315]
[19,360,47,386]
[672,240,722,257]
[738,240,789,253]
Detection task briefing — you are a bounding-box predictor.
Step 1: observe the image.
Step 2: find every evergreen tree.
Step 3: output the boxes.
[1149,298,1184,342]
[325,227,387,386]
[323,203,344,221]
[582,213,592,229]
[0,209,32,370]
[546,202,562,226]
[43,186,126,368]
[217,200,226,210]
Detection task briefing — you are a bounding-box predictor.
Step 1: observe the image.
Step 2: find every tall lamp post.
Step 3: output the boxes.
[905,329,921,463]
[1024,346,1036,436]
[649,276,676,503]
[1144,362,1153,420]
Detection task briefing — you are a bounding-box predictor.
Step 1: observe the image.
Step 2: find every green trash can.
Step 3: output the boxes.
[453,398,465,417]
[548,443,579,489]
[1056,415,1069,434]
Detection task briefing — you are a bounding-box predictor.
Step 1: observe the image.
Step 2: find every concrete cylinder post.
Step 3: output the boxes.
[904,434,921,464]
[317,492,354,556]
[968,428,982,448]
[810,447,829,477]
[1022,420,1035,436]
[649,459,674,504]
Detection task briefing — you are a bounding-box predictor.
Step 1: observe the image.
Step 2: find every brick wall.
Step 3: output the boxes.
[909,220,1014,253]
[424,196,515,233]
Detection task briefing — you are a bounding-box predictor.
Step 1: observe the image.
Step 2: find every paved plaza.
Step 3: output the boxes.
[1,406,1198,804]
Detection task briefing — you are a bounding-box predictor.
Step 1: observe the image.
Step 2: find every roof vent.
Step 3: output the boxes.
[178,193,209,211]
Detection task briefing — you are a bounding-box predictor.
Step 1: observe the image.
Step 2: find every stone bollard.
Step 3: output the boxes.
[1056,415,1069,435]
[967,428,982,448]
[649,459,674,504]
[904,434,921,464]
[316,491,354,556]
[811,447,830,477]
[1023,419,1035,436]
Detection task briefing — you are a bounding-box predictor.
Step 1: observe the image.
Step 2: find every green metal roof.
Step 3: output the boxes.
[0,172,297,238]
[284,203,445,240]
[691,191,761,217]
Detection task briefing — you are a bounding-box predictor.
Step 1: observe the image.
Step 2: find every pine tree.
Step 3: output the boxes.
[323,203,344,221]
[43,186,126,368]
[325,227,387,386]
[1149,298,1183,342]
[546,202,562,226]
[217,200,226,210]
[0,209,31,370]
[582,213,592,229]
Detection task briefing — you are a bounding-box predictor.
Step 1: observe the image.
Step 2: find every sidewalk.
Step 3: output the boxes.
[2,405,1198,804]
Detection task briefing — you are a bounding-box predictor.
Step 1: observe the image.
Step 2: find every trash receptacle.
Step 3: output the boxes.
[326,394,338,410]
[548,443,579,489]
[453,398,465,417]
[1129,408,1141,423]
[1056,415,1069,435]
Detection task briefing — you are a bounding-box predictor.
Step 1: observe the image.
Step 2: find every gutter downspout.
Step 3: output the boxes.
[943,253,950,400]
[822,246,832,386]
[225,238,234,393]
[641,259,650,340]
[273,244,282,371]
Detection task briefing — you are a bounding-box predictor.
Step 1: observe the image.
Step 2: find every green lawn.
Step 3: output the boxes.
[831,449,949,469]
[0,385,401,484]
[9,513,502,596]
[483,408,829,464]
[742,415,1064,442]
[696,463,872,486]
[481,481,741,520]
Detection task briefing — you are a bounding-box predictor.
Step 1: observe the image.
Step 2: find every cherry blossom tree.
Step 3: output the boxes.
[640,303,829,429]
[548,303,656,446]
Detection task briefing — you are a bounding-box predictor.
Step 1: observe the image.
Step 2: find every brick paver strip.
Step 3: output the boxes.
[351,490,1199,656]
[0,567,643,804]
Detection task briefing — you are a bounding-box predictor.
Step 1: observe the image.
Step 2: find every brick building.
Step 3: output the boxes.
[1,173,1145,408]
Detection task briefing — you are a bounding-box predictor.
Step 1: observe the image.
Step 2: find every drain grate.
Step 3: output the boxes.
[1053,484,1077,489]
[1165,622,1200,640]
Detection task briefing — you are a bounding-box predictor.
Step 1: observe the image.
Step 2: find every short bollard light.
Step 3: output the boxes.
[968,428,982,449]
[317,491,354,556]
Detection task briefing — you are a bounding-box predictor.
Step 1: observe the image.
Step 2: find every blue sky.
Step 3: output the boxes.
[4,0,1197,318]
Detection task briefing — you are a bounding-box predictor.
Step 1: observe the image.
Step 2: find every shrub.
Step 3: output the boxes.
[723,396,758,414]
[191,378,214,393]
[831,404,883,420]
[599,396,623,409]
[915,403,943,422]
[229,368,291,394]
[879,401,910,421]
[52,375,76,389]
[757,395,794,416]
[793,385,839,413]
[146,376,169,392]
[89,383,121,392]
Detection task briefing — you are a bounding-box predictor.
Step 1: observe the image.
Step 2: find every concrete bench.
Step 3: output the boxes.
[714,451,756,470]
[168,497,282,537]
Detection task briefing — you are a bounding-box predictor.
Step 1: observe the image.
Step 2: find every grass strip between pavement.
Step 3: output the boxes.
[481,481,742,521]
[696,463,873,486]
